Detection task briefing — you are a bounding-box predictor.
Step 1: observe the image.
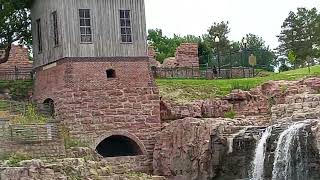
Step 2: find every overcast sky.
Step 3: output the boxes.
[145,0,320,49]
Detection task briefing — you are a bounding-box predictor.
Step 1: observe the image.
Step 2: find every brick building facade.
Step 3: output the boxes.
[31,0,161,172]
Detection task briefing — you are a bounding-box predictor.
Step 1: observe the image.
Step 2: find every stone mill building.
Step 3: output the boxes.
[31,0,161,170]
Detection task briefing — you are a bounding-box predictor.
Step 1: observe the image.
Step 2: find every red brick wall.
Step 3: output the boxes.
[0,45,32,72]
[33,57,161,170]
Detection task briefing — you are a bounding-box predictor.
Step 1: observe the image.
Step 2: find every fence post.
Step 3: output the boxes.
[171,68,174,78]
[205,68,208,79]
[191,65,194,78]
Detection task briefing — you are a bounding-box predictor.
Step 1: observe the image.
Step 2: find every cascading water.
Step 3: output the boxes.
[271,122,309,180]
[227,128,248,154]
[250,127,272,180]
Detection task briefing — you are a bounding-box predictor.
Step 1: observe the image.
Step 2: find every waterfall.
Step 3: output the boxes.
[271,122,308,180]
[250,126,272,180]
[227,128,248,154]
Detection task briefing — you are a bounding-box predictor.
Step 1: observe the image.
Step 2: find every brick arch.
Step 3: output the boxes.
[93,130,147,155]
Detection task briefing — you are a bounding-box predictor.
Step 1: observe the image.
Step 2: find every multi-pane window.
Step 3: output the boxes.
[52,11,59,46]
[120,10,132,43]
[79,9,92,43]
[36,19,42,53]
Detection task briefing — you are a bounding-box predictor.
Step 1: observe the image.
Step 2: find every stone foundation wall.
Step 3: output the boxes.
[0,139,65,158]
[33,57,161,170]
[0,124,65,158]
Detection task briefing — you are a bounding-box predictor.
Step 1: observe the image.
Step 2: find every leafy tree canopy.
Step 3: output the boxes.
[0,0,32,63]
[277,7,320,68]
[147,29,202,63]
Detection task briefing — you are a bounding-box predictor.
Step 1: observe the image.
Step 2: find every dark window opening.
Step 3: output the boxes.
[96,135,143,157]
[120,10,132,43]
[106,69,116,78]
[79,9,92,43]
[43,98,55,117]
[52,11,59,46]
[36,19,42,53]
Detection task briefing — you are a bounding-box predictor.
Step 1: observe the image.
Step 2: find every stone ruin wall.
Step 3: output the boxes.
[148,46,161,68]
[0,124,65,158]
[150,43,199,68]
[175,43,199,68]
[33,57,161,172]
[0,45,32,73]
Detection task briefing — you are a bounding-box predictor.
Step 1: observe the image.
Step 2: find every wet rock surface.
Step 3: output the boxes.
[155,78,320,180]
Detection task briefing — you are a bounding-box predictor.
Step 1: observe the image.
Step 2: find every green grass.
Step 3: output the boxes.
[156,65,320,103]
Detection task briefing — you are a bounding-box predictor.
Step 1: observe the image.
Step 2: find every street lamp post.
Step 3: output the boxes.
[215,36,221,77]
[229,46,233,78]
[241,38,247,77]
[292,30,297,69]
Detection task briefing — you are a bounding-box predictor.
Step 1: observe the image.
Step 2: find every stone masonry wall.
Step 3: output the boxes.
[0,45,32,73]
[175,43,199,68]
[33,57,161,172]
[0,139,65,158]
[148,46,161,68]
[0,124,65,158]
[161,43,199,69]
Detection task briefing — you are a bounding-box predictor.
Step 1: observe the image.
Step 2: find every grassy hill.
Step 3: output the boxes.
[156,65,320,103]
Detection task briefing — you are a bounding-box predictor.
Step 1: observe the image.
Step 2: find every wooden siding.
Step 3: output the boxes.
[31,0,65,68]
[31,0,147,68]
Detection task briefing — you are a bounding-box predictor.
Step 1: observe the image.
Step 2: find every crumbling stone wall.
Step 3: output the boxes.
[175,43,199,68]
[161,43,199,68]
[148,46,161,68]
[0,124,65,158]
[33,57,161,171]
[0,45,32,73]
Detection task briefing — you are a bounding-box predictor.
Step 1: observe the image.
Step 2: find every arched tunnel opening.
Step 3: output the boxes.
[96,135,143,157]
[43,98,55,117]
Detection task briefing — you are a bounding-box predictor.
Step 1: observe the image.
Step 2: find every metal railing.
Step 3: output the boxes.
[152,66,254,79]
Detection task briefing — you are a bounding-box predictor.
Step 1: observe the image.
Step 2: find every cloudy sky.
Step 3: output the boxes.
[145,0,320,49]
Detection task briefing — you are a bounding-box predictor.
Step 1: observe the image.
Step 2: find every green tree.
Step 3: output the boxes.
[0,0,33,63]
[148,29,205,63]
[207,21,230,54]
[287,50,297,66]
[277,7,320,67]
[243,34,276,71]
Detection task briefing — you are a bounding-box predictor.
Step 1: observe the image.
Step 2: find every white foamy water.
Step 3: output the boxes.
[250,126,272,180]
[271,122,308,180]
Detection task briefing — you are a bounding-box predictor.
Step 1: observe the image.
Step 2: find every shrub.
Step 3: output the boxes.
[60,126,90,149]
[7,152,32,167]
[10,104,48,124]
[225,110,236,119]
